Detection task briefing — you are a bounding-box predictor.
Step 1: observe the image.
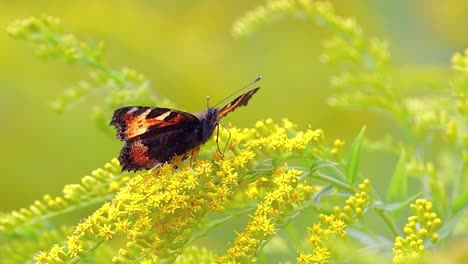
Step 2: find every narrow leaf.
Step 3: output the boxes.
[452,190,468,214]
[383,192,421,213]
[386,149,407,204]
[313,185,335,205]
[346,126,366,184]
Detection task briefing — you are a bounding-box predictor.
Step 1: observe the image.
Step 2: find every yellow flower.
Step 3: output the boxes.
[218,165,312,263]
[67,236,84,257]
[98,224,115,240]
[298,179,371,263]
[32,119,334,263]
[312,246,331,263]
[33,251,49,264]
[330,139,345,155]
[392,199,442,263]
[297,253,314,264]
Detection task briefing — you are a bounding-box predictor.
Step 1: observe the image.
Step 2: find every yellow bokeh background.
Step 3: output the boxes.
[1,0,466,211]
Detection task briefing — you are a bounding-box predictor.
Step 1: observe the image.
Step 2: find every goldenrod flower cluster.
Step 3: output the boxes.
[7,15,102,64]
[393,199,442,264]
[32,119,325,263]
[35,156,248,263]
[297,179,371,264]
[6,14,165,124]
[217,167,312,263]
[0,159,126,235]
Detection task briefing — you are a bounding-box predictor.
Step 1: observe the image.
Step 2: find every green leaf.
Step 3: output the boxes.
[313,185,335,204]
[346,228,393,250]
[452,190,468,214]
[383,192,421,213]
[386,149,407,204]
[436,210,464,240]
[346,126,366,184]
[308,159,338,174]
[271,152,294,167]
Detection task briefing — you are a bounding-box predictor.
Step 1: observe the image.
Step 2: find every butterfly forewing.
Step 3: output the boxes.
[111,106,199,140]
[217,87,260,119]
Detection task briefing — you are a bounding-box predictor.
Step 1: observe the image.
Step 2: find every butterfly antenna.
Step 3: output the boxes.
[213,75,262,108]
[206,96,211,109]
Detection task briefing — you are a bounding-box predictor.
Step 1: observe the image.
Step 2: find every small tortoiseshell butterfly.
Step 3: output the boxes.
[110,77,261,171]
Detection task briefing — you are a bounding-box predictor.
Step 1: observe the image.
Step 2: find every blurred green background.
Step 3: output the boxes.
[1,0,467,211]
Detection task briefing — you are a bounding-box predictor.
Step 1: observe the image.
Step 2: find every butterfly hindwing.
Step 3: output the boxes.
[118,127,197,171]
[118,141,157,171]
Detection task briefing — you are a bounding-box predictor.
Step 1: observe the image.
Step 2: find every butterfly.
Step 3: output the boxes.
[110,78,261,171]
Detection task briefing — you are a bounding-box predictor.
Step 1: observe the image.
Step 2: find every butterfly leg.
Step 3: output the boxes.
[190,147,194,166]
[215,124,222,154]
[189,146,201,166]
[218,122,231,155]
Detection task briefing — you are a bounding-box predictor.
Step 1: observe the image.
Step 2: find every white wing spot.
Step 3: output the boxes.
[154,111,172,120]
[127,107,140,114]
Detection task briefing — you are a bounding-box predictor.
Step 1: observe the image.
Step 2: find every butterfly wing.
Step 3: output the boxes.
[110,106,200,140]
[217,87,260,119]
[110,106,201,171]
[118,127,199,171]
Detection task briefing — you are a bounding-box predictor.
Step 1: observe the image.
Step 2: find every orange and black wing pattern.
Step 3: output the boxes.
[110,86,261,171]
[110,106,200,171]
[110,107,199,141]
[217,87,260,119]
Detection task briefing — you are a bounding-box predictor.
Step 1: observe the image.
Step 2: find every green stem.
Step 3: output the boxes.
[374,208,399,237]
[69,239,105,264]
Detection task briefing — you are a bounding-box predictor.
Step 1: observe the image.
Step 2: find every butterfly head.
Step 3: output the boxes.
[197,107,220,143]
